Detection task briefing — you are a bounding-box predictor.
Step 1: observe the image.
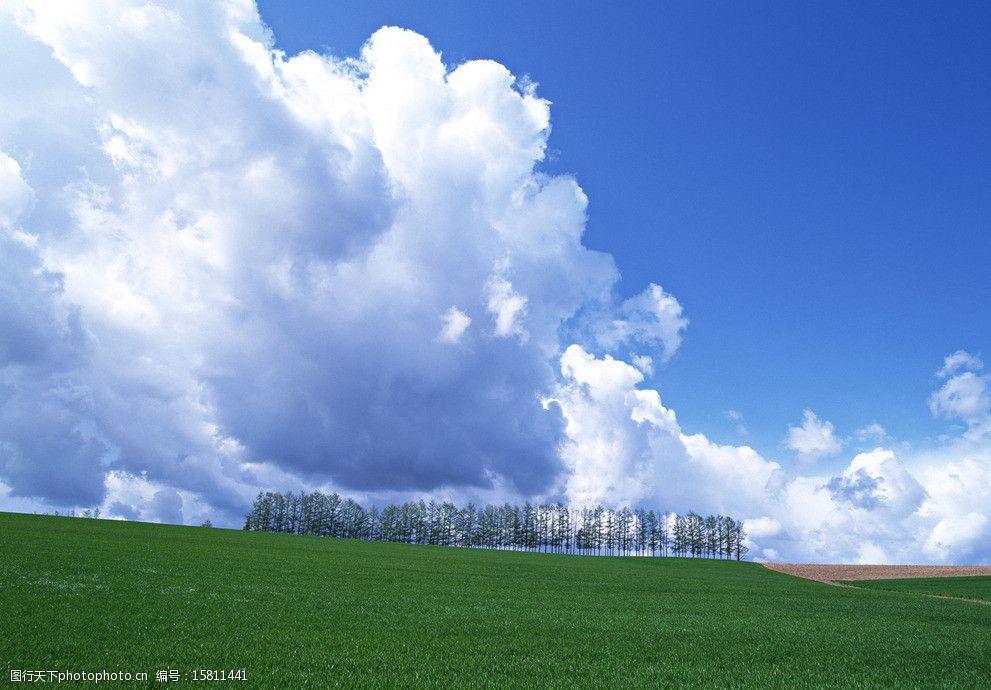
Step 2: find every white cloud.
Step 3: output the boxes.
[725,409,749,436]
[929,372,990,426]
[0,4,621,521]
[548,345,991,565]
[631,355,653,376]
[438,306,471,343]
[485,273,529,341]
[916,455,991,528]
[596,283,688,362]
[923,513,990,563]
[102,470,218,525]
[745,516,782,539]
[937,350,983,378]
[929,350,990,442]
[0,152,34,229]
[1,3,990,566]
[856,422,887,443]
[552,344,680,508]
[552,345,781,516]
[827,449,926,517]
[786,409,842,460]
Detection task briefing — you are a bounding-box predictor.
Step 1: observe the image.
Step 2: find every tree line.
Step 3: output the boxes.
[244,491,749,560]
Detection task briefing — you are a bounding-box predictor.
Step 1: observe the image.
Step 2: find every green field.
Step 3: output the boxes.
[2,512,990,688]
[841,576,991,603]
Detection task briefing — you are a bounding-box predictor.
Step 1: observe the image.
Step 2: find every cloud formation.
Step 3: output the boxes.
[0,2,989,565]
[594,283,688,362]
[786,409,843,460]
[438,307,472,344]
[0,2,619,523]
[937,350,984,379]
[929,352,990,440]
[855,423,887,443]
[552,345,989,564]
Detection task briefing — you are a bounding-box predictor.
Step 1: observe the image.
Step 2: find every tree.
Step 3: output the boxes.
[241,491,750,563]
[704,514,718,558]
[734,519,749,561]
[523,502,537,551]
[646,511,658,556]
[685,512,704,557]
[603,510,616,556]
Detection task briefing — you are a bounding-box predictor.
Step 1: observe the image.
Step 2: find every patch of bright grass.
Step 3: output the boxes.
[1,512,990,687]
[840,575,991,603]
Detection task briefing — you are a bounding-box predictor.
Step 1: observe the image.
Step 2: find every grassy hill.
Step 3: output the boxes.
[841,575,991,604]
[1,512,989,688]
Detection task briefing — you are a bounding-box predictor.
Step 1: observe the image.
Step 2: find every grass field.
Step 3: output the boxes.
[2,512,990,688]
[841,575,991,604]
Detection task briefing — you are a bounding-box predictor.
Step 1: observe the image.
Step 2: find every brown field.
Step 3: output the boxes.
[762,562,991,583]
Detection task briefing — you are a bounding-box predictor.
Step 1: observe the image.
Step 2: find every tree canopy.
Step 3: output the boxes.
[244,491,749,560]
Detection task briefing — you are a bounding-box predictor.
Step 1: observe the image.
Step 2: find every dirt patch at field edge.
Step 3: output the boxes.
[761,563,991,583]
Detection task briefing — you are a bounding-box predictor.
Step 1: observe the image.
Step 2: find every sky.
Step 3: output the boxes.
[0,0,989,564]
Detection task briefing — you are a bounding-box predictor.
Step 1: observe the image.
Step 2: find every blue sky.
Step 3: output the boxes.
[1,1,990,564]
[260,0,991,455]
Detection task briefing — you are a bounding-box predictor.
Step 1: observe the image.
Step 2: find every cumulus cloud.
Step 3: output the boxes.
[856,422,887,443]
[923,513,990,563]
[550,344,991,565]
[485,273,529,341]
[631,355,653,376]
[908,454,991,566]
[551,345,781,516]
[744,516,782,539]
[929,350,990,441]
[551,345,683,508]
[149,488,184,525]
[0,148,99,506]
[595,283,688,362]
[1,3,989,566]
[0,152,34,231]
[937,350,983,378]
[0,2,623,524]
[826,449,926,517]
[786,409,842,460]
[930,371,990,431]
[438,307,472,343]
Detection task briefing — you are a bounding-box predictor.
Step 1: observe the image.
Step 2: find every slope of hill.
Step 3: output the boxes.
[1,512,989,687]
[841,576,991,604]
